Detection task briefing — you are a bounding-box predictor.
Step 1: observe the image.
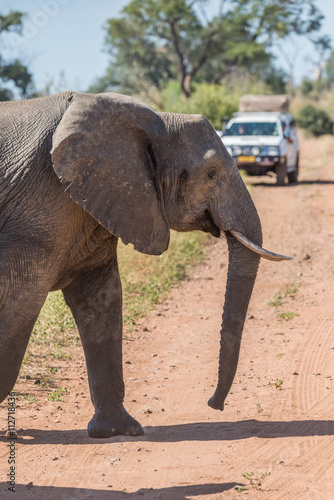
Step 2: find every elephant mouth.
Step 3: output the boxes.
[202,210,221,238]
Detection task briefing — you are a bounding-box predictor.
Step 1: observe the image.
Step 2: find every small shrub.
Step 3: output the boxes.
[277,311,299,321]
[297,105,333,136]
[48,387,67,402]
[268,290,283,307]
[241,471,270,489]
[274,379,283,390]
[21,394,39,403]
[269,283,299,307]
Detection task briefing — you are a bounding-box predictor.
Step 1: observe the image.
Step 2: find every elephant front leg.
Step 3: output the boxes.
[62,259,143,438]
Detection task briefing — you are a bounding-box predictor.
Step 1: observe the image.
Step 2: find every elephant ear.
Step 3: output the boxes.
[51,92,170,255]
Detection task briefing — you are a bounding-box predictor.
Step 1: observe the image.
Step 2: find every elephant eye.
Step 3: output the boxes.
[207,168,217,180]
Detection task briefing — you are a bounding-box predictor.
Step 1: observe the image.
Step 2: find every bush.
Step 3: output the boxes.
[154,79,271,130]
[297,104,333,136]
[299,78,314,98]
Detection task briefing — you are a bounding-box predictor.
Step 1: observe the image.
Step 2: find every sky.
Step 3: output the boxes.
[1,0,334,93]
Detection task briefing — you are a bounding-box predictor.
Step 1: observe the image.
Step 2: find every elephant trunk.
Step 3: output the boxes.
[208,234,261,410]
[208,166,263,411]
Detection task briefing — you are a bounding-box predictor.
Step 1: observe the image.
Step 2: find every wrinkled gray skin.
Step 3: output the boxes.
[0,92,263,438]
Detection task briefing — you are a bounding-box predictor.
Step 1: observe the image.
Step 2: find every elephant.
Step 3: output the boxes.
[0,92,290,438]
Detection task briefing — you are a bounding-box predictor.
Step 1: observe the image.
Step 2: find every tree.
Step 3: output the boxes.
[323,50,334,90]
[0,11,34,100]
[93,0,326,98]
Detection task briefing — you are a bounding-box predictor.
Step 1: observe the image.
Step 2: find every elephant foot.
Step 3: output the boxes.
[87,407,144,438]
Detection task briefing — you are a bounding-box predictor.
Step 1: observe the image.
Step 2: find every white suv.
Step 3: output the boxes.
[221,112,299,185]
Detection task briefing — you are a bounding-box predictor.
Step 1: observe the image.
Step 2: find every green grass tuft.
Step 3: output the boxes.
[277,311,299,322]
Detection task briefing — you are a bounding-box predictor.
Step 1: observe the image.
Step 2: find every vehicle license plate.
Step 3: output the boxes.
[238,155,256,162]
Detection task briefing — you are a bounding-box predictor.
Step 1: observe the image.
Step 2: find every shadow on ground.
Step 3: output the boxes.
[1,419,333,445]
[250,179,334,187]
[0,481,240,499]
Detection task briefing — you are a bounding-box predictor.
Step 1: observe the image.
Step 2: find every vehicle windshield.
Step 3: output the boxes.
[224,122,279,137]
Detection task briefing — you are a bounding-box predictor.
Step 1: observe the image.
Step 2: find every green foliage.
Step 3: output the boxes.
[277,311,299,321]
[31,291,76,347]
[241,471,270,489]
[48,388,67,402]
[274,378,283,390]
[268,290,283,307]
[159,82,240,129]
[147,79,271,128]
[0,11,34,100]
[20,394,39,403]
[269,283,300,307]
[39,372,54,388]
[324,50,334,90]
[300,78,314,97]
[0,11,24,33]
[94,0,321,98]
[297,105,333,136]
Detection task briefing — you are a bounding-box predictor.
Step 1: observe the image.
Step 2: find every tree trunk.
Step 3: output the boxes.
[180,73,191,98]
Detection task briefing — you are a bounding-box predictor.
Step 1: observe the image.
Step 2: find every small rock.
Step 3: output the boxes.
[125,361,131,364]
[291,372,299,375]
[248,315,254,320]
[52,457,58,461]
[26,482,33,489]
[302,253,311,261]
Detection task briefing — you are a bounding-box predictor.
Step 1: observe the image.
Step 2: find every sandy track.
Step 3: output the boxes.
[1,132,334,499]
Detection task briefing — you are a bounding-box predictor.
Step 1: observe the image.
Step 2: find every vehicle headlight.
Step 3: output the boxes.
[233,146,242,156]
[251,146,260,155]
[267,146,279,156]
[225,146,232,155]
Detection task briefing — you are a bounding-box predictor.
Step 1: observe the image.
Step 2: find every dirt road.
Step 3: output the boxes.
[1,132,334,499]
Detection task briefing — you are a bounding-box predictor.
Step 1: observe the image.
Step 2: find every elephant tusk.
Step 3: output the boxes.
[229,230,293,262]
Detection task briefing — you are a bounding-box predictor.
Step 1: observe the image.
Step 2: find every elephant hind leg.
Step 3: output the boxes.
[0,308,46,403]
[0,276,49,403]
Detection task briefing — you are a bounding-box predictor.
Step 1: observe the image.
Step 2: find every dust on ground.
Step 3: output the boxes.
[1,132,333,499]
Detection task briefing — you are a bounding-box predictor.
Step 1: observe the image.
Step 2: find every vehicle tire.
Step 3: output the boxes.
[288,154,299,184]
[276,160,286,186]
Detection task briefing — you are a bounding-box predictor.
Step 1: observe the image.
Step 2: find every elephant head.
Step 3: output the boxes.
[51,92,290,411]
